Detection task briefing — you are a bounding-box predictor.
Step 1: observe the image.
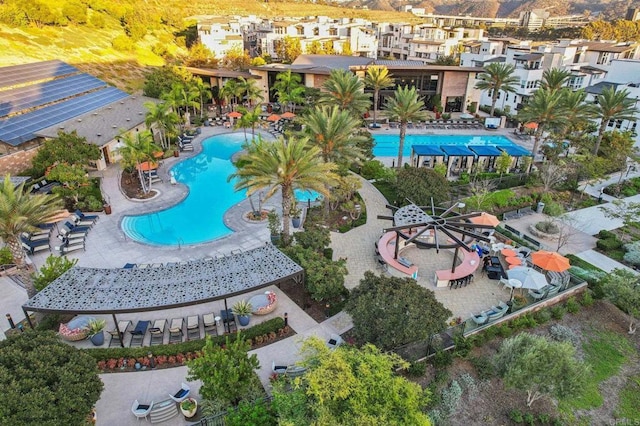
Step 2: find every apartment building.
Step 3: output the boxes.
[198,16,262,58]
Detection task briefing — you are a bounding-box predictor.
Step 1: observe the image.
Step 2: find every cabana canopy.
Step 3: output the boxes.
[469,145,502,157]
[499,145,531,157]
[440,145,475,157]
[412,145,445,156]
[22,245,303,315]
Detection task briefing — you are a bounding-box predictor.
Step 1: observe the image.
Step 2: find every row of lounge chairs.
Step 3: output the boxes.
[178,134,194,151]
[55,211,98,254]
[21,223,55,255]
[386,120,484,130]
[471,301,509,326]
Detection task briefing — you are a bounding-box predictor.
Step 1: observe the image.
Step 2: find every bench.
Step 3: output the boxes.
[434,249,480,287]
[377,232,419,279]
[149,399,179,424]
[518,206,534,216]
[502,210,520,221]
[504,224,521,237]
[523,234,542,249]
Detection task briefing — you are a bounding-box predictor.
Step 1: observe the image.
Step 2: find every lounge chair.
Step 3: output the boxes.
[168,318,183,344]
[109,320,131,347]
[56,239,85,254]
[59,226,88,239]
[71,213,96,227]
[123,263,137,269]
[63,221,91,233]
[74,210,99,221]
[472,312,488,326]
[169,382,190,403]
[131,400,153,421]
[528,287,549,301]
[21,231,50,242]
[203,313,218,336]
[129,320,150,347]
[149,319,167,346]
[187,315,200,340]
[21,237,50,255]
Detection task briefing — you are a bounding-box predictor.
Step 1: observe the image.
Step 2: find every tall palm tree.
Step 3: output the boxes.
[320,69,371,117]
[517,88,569,163]
[593,87,637,155]
[541,68,572,92]
[383,86,428,170]
[162,83,199,130]
[144,101,179,149]
[118,131,162,194]
[237,77,264,107]
[0,175,63,298]
[272,70,305,113]
[191,77,212,118]
[364,65,394,127]
[557,89,596,142]
[475,63,519,117]
[303,106,366,215]
[220,80,242,112]
[229,136,338,245]
[235,106,262,142]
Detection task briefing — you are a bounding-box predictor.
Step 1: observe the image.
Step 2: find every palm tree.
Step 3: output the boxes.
[303,105,366,215]
[220,80,242,112]
[475,63,519,117]
[191,77,212,118]
[383,86,428,170]
[364,65,394,127]
[235,106,262,142]
[517,88,569,163]
[557,89,596,142]
[117,131,162,194]
[237,77,264,107]
[144,101,179,149]
[272,70,305,112]
[541,68,572,92]
[162,83,199,131]
[229,136,338,245]
[0,175,63,298]
[593,87,637,155]
[320,69,371,117]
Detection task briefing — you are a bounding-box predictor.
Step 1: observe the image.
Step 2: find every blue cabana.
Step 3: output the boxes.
[468,145,502,157]
[440,145,476,157]
[499,145,531,157]
[412,145,445,156]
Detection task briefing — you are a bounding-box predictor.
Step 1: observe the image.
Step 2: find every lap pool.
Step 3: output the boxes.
[372,134,526,158]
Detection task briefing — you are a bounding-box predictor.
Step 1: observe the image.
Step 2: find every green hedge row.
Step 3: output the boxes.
[83,317,285,361]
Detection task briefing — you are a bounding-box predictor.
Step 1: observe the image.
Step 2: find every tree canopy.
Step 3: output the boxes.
[272,337,432,425]
[601,269,640,334]
[0,331,103,425]
[31,131,101,177]
[394,167,451,206]
[345,272,451,351]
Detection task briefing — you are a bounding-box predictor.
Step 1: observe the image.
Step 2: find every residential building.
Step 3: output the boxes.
[519,9,589,31]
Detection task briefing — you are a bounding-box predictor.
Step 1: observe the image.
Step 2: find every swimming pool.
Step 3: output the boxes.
[121,133,247,246]
[372,134,524,158]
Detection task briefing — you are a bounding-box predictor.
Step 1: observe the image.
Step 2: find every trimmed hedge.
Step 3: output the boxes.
[596,238,623,251]
[84,317,285,361]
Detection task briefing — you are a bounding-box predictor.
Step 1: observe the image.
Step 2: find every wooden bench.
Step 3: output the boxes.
[434,249,480,287]
[523,234,542,249]
[149,399,179,424]
[504,224,521,237]
[377,232,419,279]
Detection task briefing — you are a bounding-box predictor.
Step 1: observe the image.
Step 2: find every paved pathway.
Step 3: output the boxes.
[573,249,638,275]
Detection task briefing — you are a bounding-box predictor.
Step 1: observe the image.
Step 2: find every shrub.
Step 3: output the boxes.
[407,361,427,377]
[523,412,536,425]
[469,356,496,380]
[535,221,559,234]
[550,305,566,320]
[432,349,453,369]
[458,372,478,395]
[440,380,462,417]
[225,399,276,426]
[509,409,524,423]
[0,247,13,265]
[580,291,594,307]
[360,160,393,181]
[565,296,580,314]
[549,324,579,346]
[596,238,623,251]
[534,309,552,324]
[597,229,617,239]
[452,334,472,358]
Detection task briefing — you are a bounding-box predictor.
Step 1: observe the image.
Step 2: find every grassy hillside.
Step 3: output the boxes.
[0,0,417,93]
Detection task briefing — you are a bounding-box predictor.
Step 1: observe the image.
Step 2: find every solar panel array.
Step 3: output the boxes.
[0,60,78,89]
[0,87,128,146]
[0,74,107,118]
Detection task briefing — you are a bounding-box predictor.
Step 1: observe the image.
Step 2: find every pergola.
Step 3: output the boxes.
[22,244,304,345]
[378,201,494,273]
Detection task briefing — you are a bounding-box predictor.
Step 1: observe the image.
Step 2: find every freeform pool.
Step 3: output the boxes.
[372,134,525,158]
[122,133,247,246]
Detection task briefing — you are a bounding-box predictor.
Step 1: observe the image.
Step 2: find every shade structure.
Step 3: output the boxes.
[499,145,531,157]
[507,266,548,290]
[281,111,296,119]
[469,145,502,157]
[501,248,517,257]
[524,122,538,129]
[440,145,475,157]
[413,145,445,156]
[531,251,570,272]
[505,256,523,265]
[227,111,242,118]
[469,212,500,227]
[266,114,281,122]
[136,161,158,172]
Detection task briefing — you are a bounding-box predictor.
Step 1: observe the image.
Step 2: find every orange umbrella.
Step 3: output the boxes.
[524,122,538,130]
[501,248,517,257]
[505,256,522,265]
[469,212,500,227]
[531,250,570,272]
[44,209,71,223]
[137,161,158,172]
[228,111,242,118]
[281,111,296,119]
[266,114,281,122]
[153,151,164,159]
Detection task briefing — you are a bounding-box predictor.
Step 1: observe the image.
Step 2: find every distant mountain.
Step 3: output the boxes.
[346,0,637,20]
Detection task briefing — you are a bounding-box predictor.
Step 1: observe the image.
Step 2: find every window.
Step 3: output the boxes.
[505,93,509,101]
[597,52,610,65]
[568,76,584,90]
[296,26,304,35]
[521,79,526,88]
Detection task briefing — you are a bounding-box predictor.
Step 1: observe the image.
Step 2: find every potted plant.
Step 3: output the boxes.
[267,209,281,243]
[180,397,198,418]
[434,105,443,119]
[290,205,302,228]
[232,299,253,326]
[87,319,106,346]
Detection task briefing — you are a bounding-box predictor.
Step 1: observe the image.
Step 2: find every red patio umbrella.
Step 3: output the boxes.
[531,250,570,272]
[266,114,281,122]
[136,161,158,172]
[227,111,243,118]
[469,212,500,227]
[501,248,517,257]
[281,111,296,119]
[524,122,538,130]
[505,256,523,265]
[153,151,164,159]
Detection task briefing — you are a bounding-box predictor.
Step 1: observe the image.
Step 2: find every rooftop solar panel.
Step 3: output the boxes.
[0,87,128,146]
[0,60,78,89]
[0,74,107,117]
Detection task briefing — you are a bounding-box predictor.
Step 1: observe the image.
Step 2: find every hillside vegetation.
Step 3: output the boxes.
[0,0,416,92]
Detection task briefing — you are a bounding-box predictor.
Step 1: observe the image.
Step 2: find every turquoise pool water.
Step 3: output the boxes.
[372,134,521,158]
[121,133,247,246]
[295,189,321,203]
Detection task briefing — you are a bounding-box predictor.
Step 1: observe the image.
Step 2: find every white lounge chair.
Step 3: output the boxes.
[131,400,153,421]
[169,382,190,403]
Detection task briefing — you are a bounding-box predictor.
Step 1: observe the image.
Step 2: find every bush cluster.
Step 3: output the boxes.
[549,324,579,346]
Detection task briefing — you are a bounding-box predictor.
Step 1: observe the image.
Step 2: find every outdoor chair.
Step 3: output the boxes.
[108,320,131,347]
[203,313,218,336]
[74,209,99,221]
[123,263,137,269]
[169,382,190,403]
[149,319,167,346]
[168,318,183,344]
[21,237,50,255]
[131,400,153,421]
[187,315,200,340]
[56,239,85,254]
[546,284,561,297]
[59,226,88,239]
[21,231,49,242]
[221,309,237,333]
[129,320,150,347]
[528,287,549,301]
[63,221,91,233]
[472,312,488,326]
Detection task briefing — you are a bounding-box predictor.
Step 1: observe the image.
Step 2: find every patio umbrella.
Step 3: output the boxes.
[501,248,517,257]
[524,122,538,130]
[505,256,522,266]
[266,114,281,122]
[281,111,296,119]
[469,212,500,227]
[531,250,570,272]
[153,151,164,159]
[136,161,158,172]
[227,111,243,118]
[507,266,548,290]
